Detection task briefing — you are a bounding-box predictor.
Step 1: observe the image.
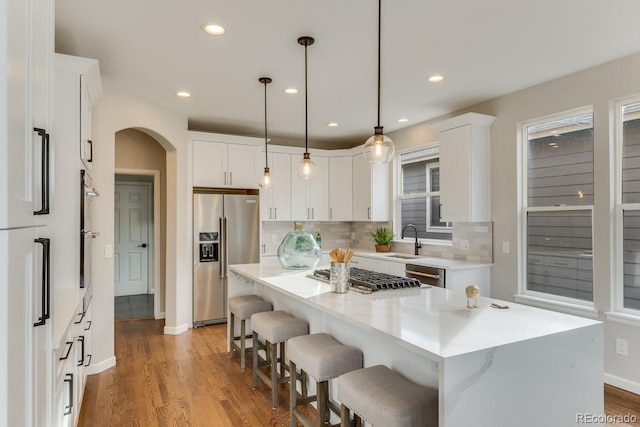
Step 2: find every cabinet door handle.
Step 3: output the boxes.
[367,207,371,220]
[60,341,73,361]
[33,238,50,326]
[74,311,85,324]
[262,244,265,254]
[88,140,93,162]
[312,207,314,219]
[307,208,310,219]
[330,208,333,220]
[63,373,74,415]
[84,354,92,367]
[77,336,85,366]
[224,172,227,185]
[33,128,50,215]
[230,172,233,186]
[84,320,92,331]
[274,208,277,219]
[438,204,443,220]
[269,207,272,219]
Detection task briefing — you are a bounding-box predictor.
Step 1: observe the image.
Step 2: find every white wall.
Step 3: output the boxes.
[89,80,191,370]
[388,51,640,392]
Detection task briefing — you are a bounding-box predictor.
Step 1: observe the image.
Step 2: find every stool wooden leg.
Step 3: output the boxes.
[317,380,327,427]
[289,361,298,427]
[340,404,350,427]
[355,414,362,427]
[270,340,279,409]
[240,319,246,371]
[229,313,235,357]
[252,332,259,389]
[279,342,286,376]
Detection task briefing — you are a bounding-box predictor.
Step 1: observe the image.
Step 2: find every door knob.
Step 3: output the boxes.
[139,243,148,248]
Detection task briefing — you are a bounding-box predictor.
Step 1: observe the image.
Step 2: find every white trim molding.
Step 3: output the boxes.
[604,373,640,395]
[164,323,189,335]
[605,311,640,328]
[85,355,116,375]
[514,294,599,319]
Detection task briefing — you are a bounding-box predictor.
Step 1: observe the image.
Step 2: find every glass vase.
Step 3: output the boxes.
[277,221,322,270]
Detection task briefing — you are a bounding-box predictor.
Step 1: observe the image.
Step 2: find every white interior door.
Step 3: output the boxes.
[114,183,149,296]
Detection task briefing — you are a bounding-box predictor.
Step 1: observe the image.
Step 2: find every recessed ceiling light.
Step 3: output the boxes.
[176,91,191,98]
[398,118,409,123]
[284,88,298,94]
[428,75,444,83]
[327,122,338,127]
[202,24,226,35]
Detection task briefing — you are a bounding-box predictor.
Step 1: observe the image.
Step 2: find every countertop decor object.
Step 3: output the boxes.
[465,284,480,308]
[296,36,317,180]
[370,226,395,252]
[258,77,273,189]
[363,0,395,164]
[277,221,321,270]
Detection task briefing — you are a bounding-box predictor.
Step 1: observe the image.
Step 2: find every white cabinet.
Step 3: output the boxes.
[433,113,495,222]
[328,156,352,221]
[54,54,103,172]
[291,156,329,221]
[193,140,260,188]
[260,152,291,221]
[352,154,390,221]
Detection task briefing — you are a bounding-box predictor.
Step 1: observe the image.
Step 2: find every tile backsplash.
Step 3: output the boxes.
[262,221,493,263]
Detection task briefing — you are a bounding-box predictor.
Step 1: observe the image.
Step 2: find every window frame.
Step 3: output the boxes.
[614,94,640,316]
[395,143,452,244]
[519,106,596,307]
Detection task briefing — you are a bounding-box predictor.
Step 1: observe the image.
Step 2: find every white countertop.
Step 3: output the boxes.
[352,250,492,270]
[229,263,599,362]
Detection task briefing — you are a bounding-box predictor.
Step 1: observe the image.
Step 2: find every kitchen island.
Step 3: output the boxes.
[228,263,603,427]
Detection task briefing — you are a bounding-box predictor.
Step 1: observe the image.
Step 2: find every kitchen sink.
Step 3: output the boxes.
[385,254,422,259]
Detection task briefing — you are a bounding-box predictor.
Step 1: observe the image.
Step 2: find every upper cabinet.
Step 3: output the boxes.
[329,156,353,221]
[432,113,496,222]
[290,155,329,221]
[54,54,103,172]
[191,133,261,189]
[260,152,291,221]
[352,154,390,221]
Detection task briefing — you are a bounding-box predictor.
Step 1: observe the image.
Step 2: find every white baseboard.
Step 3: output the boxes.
[86,355,116,375]
[164,323,188,335]
[605,373,640,395]
[155,311,166,320]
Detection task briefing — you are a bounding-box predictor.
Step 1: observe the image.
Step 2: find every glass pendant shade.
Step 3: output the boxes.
[259,167,272,189]
[296,154,317,180]
[364,129,394,164]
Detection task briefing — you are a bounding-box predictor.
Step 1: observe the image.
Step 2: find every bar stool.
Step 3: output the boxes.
[251,310,309,409]
[338,365,438,427]
[228,295,273,371]
[288,333,363,427]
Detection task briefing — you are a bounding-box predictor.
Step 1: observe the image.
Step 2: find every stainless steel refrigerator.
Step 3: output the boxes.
[193,191,260,326]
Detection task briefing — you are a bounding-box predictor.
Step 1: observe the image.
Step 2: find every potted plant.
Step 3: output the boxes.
[369,227,396,252]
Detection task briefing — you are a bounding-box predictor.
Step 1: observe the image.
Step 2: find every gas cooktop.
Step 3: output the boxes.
[312,267,423,293]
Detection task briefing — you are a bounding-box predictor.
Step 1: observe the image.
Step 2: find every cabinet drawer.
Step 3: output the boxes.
[545,256,578,269]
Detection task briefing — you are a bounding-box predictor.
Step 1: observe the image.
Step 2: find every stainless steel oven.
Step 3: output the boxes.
[80,170,99,311]
[405,264,445,288]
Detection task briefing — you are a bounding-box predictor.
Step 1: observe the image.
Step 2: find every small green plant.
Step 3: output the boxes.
[369,227,396,245]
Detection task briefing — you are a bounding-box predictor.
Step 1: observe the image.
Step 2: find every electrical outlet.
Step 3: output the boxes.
[271,234,277,243]
[502,241,510,253]
[460,239,470,250]
[616,338,628,356]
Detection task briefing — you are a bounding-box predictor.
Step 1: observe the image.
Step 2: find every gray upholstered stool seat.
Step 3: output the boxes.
[228,295,272,371]
[251,310,309,409]
[338,365,438,427]
[288,333,363,427]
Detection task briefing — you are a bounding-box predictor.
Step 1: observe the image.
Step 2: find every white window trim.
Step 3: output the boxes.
[518,107,596,307]
[394,143,452,242]
[613,94,640,318]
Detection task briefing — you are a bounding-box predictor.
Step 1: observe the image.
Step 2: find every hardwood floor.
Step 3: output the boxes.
[79,320,640,426]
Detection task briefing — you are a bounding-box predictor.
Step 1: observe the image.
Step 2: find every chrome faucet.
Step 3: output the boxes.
[401,224,422,256]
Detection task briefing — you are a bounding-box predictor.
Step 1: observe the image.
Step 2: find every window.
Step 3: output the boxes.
[398,145,452,241]
[522,109,594,303]
[616,97,640,312]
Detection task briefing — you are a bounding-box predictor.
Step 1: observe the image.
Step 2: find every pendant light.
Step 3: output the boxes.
[364,0,395,164]
[258,77,272,189]
[296,36,317,180]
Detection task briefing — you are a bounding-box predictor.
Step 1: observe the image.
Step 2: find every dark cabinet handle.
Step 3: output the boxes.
[84,320,92,331]
[74,311,85,324]
[84,354,92,367]
[60,341,73,360]
[63,373,74,415]
[33,238,50,326]
[78,336,85,366]
[438,203,443,220]
[33,128,50,215]
[88,140,93,162]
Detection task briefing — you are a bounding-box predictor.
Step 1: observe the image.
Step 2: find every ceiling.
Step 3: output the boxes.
[55,0,640,149]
